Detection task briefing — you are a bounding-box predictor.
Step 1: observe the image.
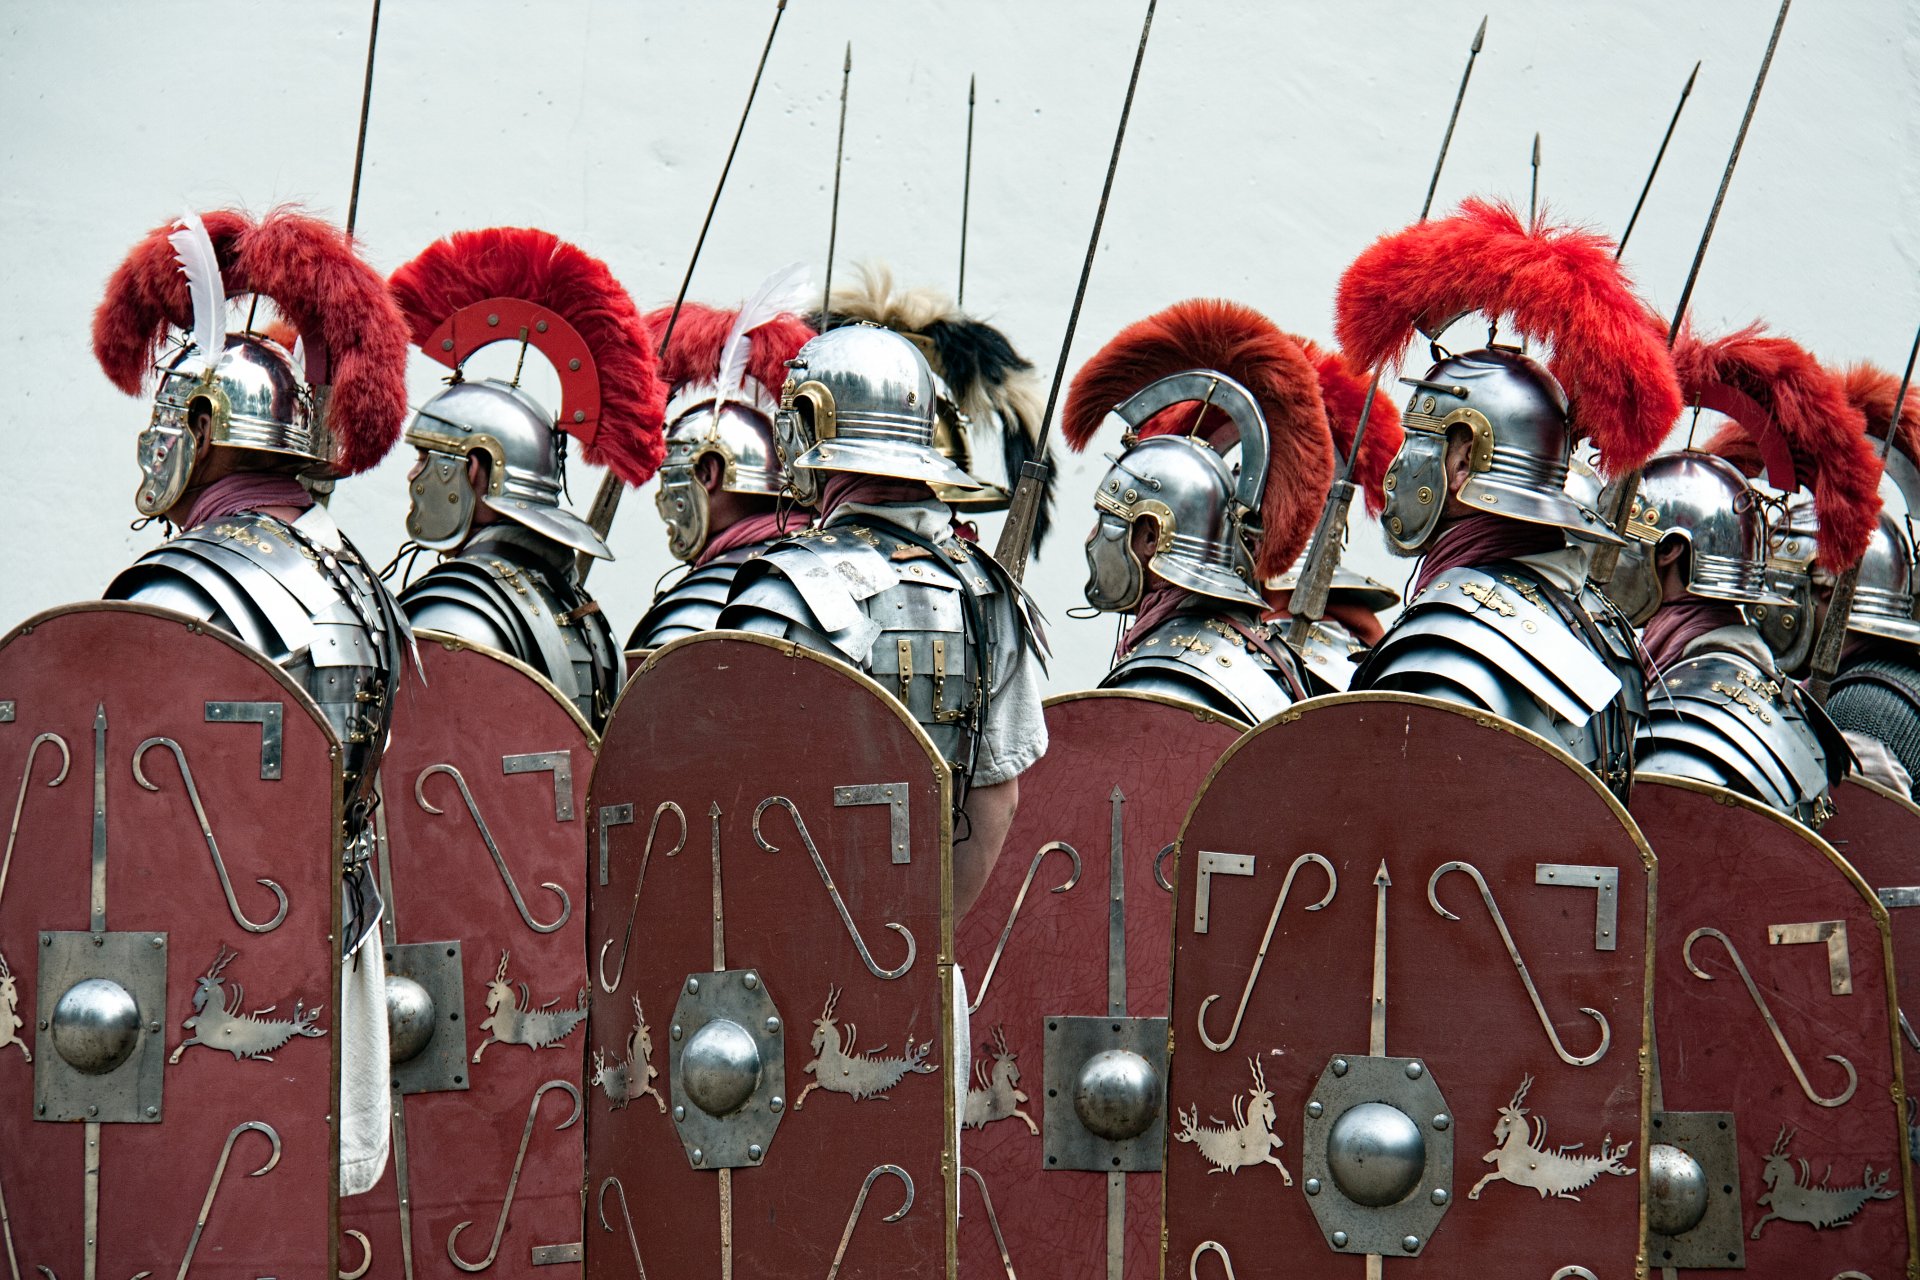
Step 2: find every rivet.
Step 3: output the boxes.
[574,410,587,423]
[151,936,164,948]
[687,977,701,994]
[535,320,549,333]
[1304,1178,1322,1196]
[1331,1231,1349,1248]
[749,1143,764,1161]
[671,1024,683,1041]
[146,1105,159,1118]
[1405,1061,1424,1080]
[487,314,500,327]
[149,1022,162,1033]
[674,1105,686,1122]
[1306,1100,1324,1118]
[743,972,759,989]
[441,339,455,352]
[1416,486,1434,505]
[766,1016,781,1033]
[691,1148,704,1166]
[1433,1113,1451,1130]
[770,1095,785,1113]
[1332,1058,1349,1076]
[1402,1235,1421,1253]
[87,1105,98,1117]
[1430,1188,1449,1205]
[569,358,582,371]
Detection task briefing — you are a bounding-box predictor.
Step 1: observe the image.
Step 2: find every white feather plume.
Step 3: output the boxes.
[168,210,227,363]
[714,261,813,410]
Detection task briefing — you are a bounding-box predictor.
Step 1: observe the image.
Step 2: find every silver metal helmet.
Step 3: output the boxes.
[1383,347,1623,552]
[652,379,784,563]
[774,324,982,505]
[405,377,608,559]
[1848,505,1920,645]
[1614,452,1791,610]
[137,333,317,516]
[1084,371,1272,612]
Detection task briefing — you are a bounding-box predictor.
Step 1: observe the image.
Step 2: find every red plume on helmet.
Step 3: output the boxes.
[389,227,667,487]
[1296,337,1401,516]
[92,206,412,477]
[1062,298,1337,579]
[1840,361,1920,470]
[1334,198,1681,476]
[1673,322,1879,570]
[644,303,816,405]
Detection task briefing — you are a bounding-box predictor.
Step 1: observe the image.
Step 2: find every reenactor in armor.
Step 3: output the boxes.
[817,263,1058,552]
[1606,325,1877,823]
[92,205,415,1192]
[716,322,1048,912]
[1057,299,1337,723]
[628,270,818,653]
[1267,339,1405,694]
[1335,199,1679,798]
[386,227,665,729]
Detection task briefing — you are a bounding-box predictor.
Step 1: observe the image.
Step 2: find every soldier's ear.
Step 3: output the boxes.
[1130,514,1159,563]
[466,451,490,492]
[694,453,727,494]
[1443,427,1474,493]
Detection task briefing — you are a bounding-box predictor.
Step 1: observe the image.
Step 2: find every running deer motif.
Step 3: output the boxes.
[0,949,28,1062]
[963,1025,1038,1135]
[1750,1125,1895,1238]
[793,985,936,1109]
[590,995,665,1113]
[1174,1057,1291,1184]
[170,945,326,1063]
[1468,1075,1634,1201]
[472,950,588,1062]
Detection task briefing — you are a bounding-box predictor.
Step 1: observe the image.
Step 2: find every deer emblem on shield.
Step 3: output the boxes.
[1749,1125,1895,1238]
[1174,1057,1291,1184]
[793,985,936,1109]
[1468,1075,1634,1201]
[0,949,28,1062]
[590,995,666,1113]
[963,1025,1038,1135]
[170,945,326,1063]
[472,950,588,1062]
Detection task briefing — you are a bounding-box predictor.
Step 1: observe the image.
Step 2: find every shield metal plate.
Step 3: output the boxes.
[957,691,1240,1280]
[1164,692,1653,1278]
[1633,774,1916,1275]
[585,633,956,1279]
[341,634,595,1277]
[0,603,340,1278]
[1823,777,1920,1174]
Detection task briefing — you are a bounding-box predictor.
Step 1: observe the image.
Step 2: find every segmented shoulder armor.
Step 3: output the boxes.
[1827,651,1920,800]
[399,525,618,729]
[1637,648,1848,827]
[626,541,770,655]
[1101,609,1304,726]
[1286,617,1369,696]
[718,520,1038,775]
[105,507,407,833]
[1354,562,1645,798]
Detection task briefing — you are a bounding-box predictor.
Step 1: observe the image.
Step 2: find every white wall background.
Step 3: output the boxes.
[3,0,1916,694]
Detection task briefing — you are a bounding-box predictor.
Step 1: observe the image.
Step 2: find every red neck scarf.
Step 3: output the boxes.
[819,473,936,520]
[1269,592,1388,646]
[1117,584,1193,659]
[1642,597,1745,673]
[1412,514,1565,596]
[696,509,802,566]
[180,472,313,532]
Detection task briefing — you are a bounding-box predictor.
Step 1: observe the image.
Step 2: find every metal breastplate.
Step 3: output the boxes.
[399,527,618,729]
[1637,646,1845,827]
[1354,563,1644,798]
[626,542,768,655]
[1286,617,1369,695]
[719,521,1014,774]
[1827,653,1920,799]
[104,508,405,833]
[1100,610,1303,726]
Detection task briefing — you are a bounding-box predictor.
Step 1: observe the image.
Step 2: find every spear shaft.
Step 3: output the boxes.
[1286,15,1486,640]
[822,42,852,315]
[992,0,1158,583]
[959,74,976,306]
[577,0,789,581]
[1616,61,1700,261]
[345,0,383,238]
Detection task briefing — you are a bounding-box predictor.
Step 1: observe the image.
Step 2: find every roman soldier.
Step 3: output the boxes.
[818,262,1058,552]
[1336,199,1679,799]
[1607,324,1874,825]
[386,227,666,729]
[1058,299,1337,723]
[1267,339,1406,694]
[1823,363,1920,796]
[627,266,817,654]
[93,205,414,1192]
[716,322,1048,914]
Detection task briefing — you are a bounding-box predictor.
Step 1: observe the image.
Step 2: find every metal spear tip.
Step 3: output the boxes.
[1532,132,1541,165]
[843,41,852,72]
[1374,861,1391,887]
[1471,14,1487,52]
[969,74,976,104]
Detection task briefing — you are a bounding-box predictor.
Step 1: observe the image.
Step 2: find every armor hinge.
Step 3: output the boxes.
[895,639,913,705]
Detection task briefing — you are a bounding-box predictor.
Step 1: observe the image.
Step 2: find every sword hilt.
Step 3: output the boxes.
[1285,481,1357,643]
[992,459,1052,585]
[1806,562,1860,704]
[573,472,624,583]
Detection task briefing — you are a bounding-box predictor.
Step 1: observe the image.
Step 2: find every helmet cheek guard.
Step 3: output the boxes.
[405,448,478,549]
[1380,429,1450,552]
[1083,510,1146,612]
[655,459,712,564]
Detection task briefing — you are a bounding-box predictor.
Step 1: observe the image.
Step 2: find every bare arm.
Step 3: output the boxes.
[954,777,1019,919]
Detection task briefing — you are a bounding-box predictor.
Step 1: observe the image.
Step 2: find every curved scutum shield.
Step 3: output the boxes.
[1164,693,1653,1277]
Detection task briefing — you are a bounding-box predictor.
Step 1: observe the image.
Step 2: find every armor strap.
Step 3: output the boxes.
[1491,560,1638,799]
